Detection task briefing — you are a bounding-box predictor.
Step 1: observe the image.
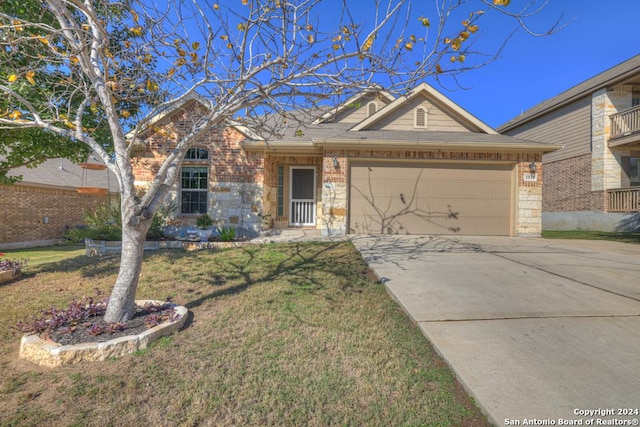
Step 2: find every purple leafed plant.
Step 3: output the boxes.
[15,291,181,339]
[0,253,27,274]
[87,323,105,336]
[144,313,163,329]
[108,322,126,333]
[141,302,180,329]
[16,292,110,335]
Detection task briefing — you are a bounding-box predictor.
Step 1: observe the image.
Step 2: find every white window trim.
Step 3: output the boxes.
[414,107,427,128]
[289,166,316,226]
[180,149,209,215]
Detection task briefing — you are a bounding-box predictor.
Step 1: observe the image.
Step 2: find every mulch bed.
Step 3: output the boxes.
[47,311,154,346]
[22,302,179,346]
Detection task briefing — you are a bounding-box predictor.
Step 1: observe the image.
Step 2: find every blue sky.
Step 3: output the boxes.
[435,0,640,128]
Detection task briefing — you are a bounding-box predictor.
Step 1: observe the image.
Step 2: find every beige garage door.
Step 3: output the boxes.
[349,162,514,236]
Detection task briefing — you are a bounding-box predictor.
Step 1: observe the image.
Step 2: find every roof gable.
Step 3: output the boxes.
[314,88,395,124]
[349,82,497,134]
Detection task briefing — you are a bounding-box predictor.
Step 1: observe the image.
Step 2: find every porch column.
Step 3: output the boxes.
[321,151,348,235]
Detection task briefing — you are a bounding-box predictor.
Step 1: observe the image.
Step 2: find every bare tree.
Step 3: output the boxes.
[0,0,563,322]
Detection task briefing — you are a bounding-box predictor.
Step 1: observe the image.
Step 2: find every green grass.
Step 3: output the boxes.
[542,230,640,244]
[1,245,85,267]
[0,242,488,426]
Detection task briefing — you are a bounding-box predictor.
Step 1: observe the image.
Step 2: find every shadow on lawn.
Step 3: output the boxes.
[22,252,118,277]
[173,241,372,311]
[16,241,376,321]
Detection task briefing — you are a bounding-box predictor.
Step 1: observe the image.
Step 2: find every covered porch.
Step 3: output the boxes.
[607,114,640,213]
[607,187,640,212]
[261,152,325,230]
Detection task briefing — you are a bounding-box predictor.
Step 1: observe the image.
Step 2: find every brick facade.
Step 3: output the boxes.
[543,154,605,212]
[132,117,266,237]
[0,184,109,247]
[132,94,549,237]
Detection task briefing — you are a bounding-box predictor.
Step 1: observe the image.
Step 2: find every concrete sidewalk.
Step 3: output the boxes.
[351,235,640,426]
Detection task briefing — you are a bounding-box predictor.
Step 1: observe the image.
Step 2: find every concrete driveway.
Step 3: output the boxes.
[351,235,640,426]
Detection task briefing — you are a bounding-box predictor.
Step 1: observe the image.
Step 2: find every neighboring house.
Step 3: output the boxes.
[0,157,118,249]
[131,83,558,238]
[500,55,640,231]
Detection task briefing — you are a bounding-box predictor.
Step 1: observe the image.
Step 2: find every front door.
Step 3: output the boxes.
[290,167,316,226]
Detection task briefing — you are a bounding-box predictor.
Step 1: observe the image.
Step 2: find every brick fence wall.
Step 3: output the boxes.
[543,154,604,212]
[0,184,109,245]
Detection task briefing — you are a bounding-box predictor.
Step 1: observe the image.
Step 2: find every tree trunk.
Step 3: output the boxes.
[103,216,151,323]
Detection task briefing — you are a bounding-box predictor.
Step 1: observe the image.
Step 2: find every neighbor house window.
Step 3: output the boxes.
[367,101,377,117]
[181,147,209,214]
[415,107,427,128]
[632,92,640,107]
[622,156,640,187]
[630,157,639,186]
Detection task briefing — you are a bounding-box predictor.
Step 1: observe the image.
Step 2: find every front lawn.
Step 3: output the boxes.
[0,242,488,426]
[542,230,640,244]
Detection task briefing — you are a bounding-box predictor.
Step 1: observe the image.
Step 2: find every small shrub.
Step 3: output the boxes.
[64,202,121,242]
[196,213,214,229]
[148,201,177,239]
[216,226,236,241]
[65,200,177,242]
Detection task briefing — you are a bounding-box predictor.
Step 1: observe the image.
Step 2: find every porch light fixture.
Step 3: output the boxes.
[332,157,340,169]
[529,161,537,174]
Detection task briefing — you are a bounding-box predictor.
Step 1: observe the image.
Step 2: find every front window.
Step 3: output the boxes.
[185,147,209,160]
[181,166,208,214]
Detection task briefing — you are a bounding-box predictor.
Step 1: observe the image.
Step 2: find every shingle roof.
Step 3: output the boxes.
[499,54,640,132]
[7,157,119,192]
[246,120,559,152]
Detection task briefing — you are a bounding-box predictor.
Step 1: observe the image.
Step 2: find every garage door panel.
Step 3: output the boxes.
[349,163,513,236]
[352,179,419,198]
[416,197,509,215]
[350,211,460,235]
[350,195,406,213]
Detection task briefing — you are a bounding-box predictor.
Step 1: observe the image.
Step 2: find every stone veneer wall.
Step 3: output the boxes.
[591,87,633,194]
[321,149,543,236]
[321,152,347,235]
[0,184,109,248]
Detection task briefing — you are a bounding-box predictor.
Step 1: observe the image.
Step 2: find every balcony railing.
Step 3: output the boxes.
[606,187,640,212]
[610,105,640,139]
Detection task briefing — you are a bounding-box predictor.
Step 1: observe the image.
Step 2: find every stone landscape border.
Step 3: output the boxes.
[19,301,188,367]
[0,270,21,285]
[84,238,244,256]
